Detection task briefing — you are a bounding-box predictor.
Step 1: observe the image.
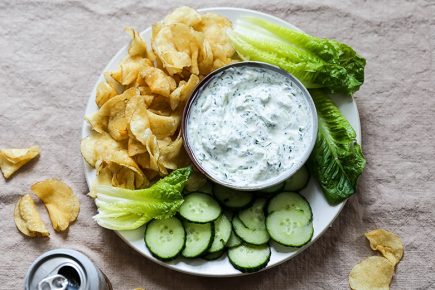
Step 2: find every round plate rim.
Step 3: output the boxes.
[81,6,361,277]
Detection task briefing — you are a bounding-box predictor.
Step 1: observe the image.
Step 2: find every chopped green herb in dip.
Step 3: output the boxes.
[186,66,315,187]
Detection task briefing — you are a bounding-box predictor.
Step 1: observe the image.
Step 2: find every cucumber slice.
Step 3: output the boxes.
[226,230,242,248]
[266,209,314,247]
[181,221,214,258]
[283,166,310,191]
[232,216,270,245]
[202,249,225,260]
[213,184,254,209]
[196,181,214,195]
[179,192,221,223]
[238,198,267,230]
[208,214,232,253]
[258,181,284,193]
[228,244,271,273]
[267,192,312,222]
[144,217,185,261]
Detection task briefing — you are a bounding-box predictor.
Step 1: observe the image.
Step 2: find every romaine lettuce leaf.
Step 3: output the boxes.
[308,90,366,204]
[93,167,192,230]
[228,17,366,95]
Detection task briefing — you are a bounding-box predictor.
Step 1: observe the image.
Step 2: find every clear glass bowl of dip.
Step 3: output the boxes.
[182,61,318,191]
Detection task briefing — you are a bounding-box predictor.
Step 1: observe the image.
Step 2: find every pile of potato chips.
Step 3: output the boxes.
[81,6,236,192]
[14,179,80,238]
[349,229,404,290]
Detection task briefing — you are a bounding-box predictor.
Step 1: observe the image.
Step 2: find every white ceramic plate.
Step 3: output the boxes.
[82,7,361,277]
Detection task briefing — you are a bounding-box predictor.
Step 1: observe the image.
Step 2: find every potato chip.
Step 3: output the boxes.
[128,137,147,157]
[104,71,124,95]
[365,229,404,266]
[31,179,80,232]
[152,24,191,75]
[147,110,180,139]
[96,81,117,107]
[169,74,199,109]
[86,87,139,138]
[141,66,176,97]
[125,27,148,58]
[349,256,394,290]
[163,6,201,27]
[158,133,189,170]
[194,13,234,63]
[80,132,145,188]
[88,163,113,198]
[14,194,49,237]
[112,56,152,86]
[0,146,40,179]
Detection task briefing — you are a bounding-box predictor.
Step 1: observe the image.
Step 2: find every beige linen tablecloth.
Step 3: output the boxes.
[1,0,434,289]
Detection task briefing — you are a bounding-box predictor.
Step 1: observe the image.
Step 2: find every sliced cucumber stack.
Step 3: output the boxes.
[213,184,254,209]
[179,192,221,223]
[283,165,310,191]
[208,214,232,253]
[182,221,214,258]
[145,217,185,261]
[228,243,271,273]
[144,179,315,273]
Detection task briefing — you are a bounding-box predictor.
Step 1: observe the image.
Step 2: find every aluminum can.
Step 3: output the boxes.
[24,248,112,290]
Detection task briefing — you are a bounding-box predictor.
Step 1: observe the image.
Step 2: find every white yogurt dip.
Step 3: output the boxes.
[186,65,315,188]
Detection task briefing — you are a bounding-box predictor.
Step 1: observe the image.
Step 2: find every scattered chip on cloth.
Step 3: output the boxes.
[0,146,40,179]
[31,179,80,232]
[14,194,49,237]
[349,256,394,290]
[365,229,404,266]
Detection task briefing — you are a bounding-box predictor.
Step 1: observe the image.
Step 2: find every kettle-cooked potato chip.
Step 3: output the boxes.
[125,27,148,58]
[349,256,394,290]
[81,132,146,187]
[194,13,234,64]
[0,146,40,179]
[152,24,191,76]
[163,6,202,27]
[141,66,176,97]
[96,81,117,107]
[169,74,199,109]
[14,194,50,237]
[147,110,180,139]
[86,87,139,138]
[31,179,80,232]
[365,229,404,266]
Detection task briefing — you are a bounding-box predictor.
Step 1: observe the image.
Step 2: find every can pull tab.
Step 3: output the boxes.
[37,274,68,290]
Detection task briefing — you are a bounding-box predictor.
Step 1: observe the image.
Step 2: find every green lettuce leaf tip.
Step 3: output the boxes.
[308,90,366,204]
